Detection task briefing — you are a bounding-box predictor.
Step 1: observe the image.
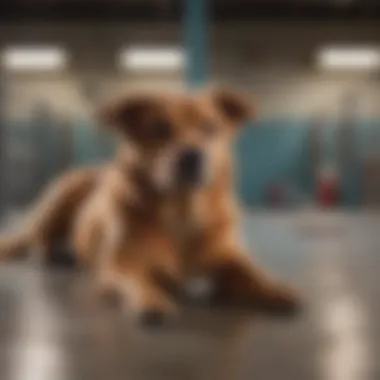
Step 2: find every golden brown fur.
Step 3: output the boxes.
[0,167,100,260]
[0,87,300,324]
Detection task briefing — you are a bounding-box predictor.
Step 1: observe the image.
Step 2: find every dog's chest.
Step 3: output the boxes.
[160,197,206,242]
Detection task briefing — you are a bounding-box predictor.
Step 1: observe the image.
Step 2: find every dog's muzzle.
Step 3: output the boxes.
[176,147,205,187]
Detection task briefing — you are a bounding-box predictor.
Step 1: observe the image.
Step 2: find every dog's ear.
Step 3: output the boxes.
[97,94,155,137]
[210,87,254,127]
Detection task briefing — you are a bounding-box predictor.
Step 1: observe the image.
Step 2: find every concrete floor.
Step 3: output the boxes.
[0,211,379,380]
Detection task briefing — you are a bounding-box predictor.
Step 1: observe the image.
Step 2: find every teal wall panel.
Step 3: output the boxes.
[6,117,380,207]
[72,121,114,165]
[235,120,313,205]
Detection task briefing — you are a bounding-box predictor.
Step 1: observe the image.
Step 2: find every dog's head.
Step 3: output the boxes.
[98,87,254,192]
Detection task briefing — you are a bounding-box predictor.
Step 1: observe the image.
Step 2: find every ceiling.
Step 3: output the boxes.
[1,0,380,22]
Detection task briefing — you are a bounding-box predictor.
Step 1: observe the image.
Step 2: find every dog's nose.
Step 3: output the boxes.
[177,148,204,185]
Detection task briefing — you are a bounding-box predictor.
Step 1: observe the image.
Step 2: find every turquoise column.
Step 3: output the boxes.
[184,0,209,87]
[0,72,6,218]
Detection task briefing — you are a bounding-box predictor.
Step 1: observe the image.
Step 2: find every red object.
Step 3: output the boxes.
[268,183,285,206]
[316,174,339,207]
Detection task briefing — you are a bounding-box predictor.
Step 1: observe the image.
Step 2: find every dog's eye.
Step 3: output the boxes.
[152,121,172,141]
[202,121,218,137]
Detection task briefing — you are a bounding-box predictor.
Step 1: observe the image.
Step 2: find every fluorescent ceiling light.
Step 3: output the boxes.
[119,46,185,71]
[1,46,67,72]
[317,46,380,71]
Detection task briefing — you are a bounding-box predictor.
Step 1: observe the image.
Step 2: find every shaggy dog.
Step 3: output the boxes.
[0,87,300,325]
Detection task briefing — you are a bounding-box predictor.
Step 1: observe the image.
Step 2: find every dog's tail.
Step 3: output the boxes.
[0,166,100,262]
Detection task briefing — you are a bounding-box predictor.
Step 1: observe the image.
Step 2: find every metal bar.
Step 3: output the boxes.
[0,71,5,220]
[184,0,209,87]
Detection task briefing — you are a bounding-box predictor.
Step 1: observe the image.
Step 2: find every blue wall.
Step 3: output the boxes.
[236,120,313,206]
[234,119,380,207]
[72,121,114,165]
[6,118,380,206]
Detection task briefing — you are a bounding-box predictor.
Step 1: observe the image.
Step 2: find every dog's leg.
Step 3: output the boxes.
[95,263,178,327]
[121,269,178,326]
[0,167,98,264]
[213,254,299,312]
[196,236,300,312]
[93,226,181,326]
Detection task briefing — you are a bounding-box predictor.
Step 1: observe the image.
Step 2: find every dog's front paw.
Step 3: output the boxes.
[135,303,179,329]
[138,308,175,328]
[133,298,178,329]
[258,284,302,315]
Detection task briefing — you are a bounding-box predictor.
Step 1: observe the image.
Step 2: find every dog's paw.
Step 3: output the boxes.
[44,246,78,270]
[137,308,176,329]
[259,284,302,316]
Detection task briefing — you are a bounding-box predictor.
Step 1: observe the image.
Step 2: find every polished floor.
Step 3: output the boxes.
[0,211,379,380]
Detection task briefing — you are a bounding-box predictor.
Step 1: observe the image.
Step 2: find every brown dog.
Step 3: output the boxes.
[0,87,300,324]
